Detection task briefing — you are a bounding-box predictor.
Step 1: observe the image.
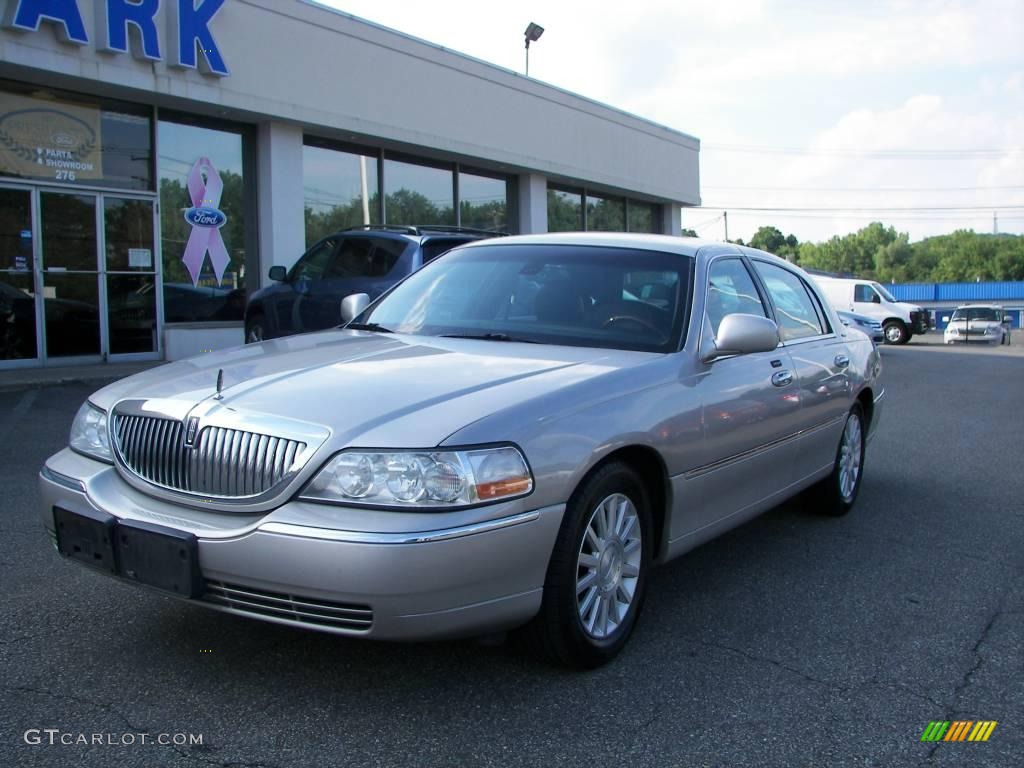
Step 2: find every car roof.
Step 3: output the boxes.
[330,226,498,242]
[454,232,788,262]
[955,303,1002,309]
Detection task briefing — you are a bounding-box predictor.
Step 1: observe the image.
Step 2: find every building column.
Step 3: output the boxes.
[660,203,682,236]
[256,122,305,283]
[517,173,548,234]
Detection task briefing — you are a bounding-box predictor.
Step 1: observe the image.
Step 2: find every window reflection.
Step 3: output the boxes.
[459,171,508,231]
[383,159,455,225]
[547,188,583,231]
[158,119,246,322]
[627,201,658,233]
[586,194,625,232]
[303,145,379,247]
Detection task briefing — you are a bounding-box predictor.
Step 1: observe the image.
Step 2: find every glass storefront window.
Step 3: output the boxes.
[459,171,508,231]
[383,158,455,226]
[158,119,246,323]
[0,85,151,191]
[0,187,36,360]
[303,144,380,248]
[587,194,625,232]
[628,201,658,233]
[547,188,583,232]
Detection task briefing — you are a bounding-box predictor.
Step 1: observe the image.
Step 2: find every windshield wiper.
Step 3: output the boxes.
[440,332,540,343]
[345,322,393,333]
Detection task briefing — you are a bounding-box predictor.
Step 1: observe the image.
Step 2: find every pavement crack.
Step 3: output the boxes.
[5,684,151,733]
[690,638,846,691]
[920,602,1007,765]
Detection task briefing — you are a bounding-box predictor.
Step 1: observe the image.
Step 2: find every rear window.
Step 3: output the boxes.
[421,238,474,264]
[325,238,407,279]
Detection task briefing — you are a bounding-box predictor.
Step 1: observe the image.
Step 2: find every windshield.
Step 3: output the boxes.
[872,282,898,303]
[357,243,693,353]
[951,308,1000,322]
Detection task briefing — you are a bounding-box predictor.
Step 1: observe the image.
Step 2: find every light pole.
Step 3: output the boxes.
[524,22,544,76]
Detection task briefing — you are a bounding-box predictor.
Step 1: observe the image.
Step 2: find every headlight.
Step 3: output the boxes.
[69,402,112,463]
[301,445,533,508]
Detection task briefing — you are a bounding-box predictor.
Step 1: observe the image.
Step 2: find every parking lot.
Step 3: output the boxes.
[1,341,1021,768]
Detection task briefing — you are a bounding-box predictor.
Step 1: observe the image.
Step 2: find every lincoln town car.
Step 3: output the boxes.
[39,233,883,667]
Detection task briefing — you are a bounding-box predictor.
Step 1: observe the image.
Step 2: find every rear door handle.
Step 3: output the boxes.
[834,354,850,369]
[771,370,793,387]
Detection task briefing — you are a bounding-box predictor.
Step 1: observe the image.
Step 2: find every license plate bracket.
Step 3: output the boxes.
[54,506,117,574]
[116,519,202,598]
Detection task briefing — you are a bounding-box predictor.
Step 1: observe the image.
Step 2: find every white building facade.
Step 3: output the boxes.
[0,0,700,366]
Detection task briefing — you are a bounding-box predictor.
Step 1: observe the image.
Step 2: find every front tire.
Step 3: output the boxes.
[809,404,865,517]
[523,461,652,668]
[883,321,909,345]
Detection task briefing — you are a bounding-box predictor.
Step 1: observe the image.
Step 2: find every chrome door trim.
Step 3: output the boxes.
[258,510,542,545]
[682,416,845,480]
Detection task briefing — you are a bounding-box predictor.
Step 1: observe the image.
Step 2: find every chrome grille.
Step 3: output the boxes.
[203,581,373,631]
[112,414,306,499]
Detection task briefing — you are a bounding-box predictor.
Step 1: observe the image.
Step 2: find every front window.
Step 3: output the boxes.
[951,308,999,322]
[872,282,898,303]
[357,244,693,353]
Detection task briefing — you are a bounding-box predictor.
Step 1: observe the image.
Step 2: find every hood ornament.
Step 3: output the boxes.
[214,368,224,400]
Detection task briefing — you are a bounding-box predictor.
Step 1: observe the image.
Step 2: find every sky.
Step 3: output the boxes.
[317,0,1023,244]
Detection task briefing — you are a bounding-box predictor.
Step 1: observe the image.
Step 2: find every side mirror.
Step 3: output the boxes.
[268,265,287,282]
[872,294,881,304]
[702,314,780,363]
[1003,315,1013,324]
[341,293,370,323]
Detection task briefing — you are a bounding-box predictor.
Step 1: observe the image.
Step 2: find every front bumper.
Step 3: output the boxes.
[944,330,1001,344]
[910,311,931,335]
[39,449,564,640]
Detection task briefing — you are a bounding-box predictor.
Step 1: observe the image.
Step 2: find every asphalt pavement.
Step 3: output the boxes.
[1,344,1021,767]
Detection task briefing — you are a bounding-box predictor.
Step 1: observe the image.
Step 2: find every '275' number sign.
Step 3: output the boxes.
[2,0,230,77]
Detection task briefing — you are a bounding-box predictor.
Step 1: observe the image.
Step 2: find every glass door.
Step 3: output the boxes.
[39,191,102,361]
[104,197,158,357]
[0,187,39,363]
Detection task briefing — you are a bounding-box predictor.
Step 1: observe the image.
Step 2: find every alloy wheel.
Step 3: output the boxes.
[576,493,642,639]
[838,413,863,502]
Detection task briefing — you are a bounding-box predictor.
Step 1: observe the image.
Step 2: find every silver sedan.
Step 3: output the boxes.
[39,233,883,667]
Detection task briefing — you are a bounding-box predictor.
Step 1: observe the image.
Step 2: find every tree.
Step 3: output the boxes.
[680,228,698,237]
[749,226,800,260]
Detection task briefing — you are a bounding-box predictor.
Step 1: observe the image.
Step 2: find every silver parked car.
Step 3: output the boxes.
[836,310,884,344]
[40,234,883,667]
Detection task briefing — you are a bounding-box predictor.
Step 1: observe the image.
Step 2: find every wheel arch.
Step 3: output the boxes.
[571,445,672,562]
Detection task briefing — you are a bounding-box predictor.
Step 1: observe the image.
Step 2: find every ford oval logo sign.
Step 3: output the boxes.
[184,206,227,229]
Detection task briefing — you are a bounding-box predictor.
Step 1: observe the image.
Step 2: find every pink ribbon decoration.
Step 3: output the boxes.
[182,157,230,286]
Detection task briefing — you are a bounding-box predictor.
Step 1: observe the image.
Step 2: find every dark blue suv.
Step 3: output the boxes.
[244,226,499,342]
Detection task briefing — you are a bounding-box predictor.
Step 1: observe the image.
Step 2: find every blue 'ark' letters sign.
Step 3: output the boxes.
[2,0,230,77]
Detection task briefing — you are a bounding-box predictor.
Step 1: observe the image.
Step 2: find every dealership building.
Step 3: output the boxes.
[0,0,701,368]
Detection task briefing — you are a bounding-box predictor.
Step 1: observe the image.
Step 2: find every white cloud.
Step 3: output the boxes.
[315,0,1024,242]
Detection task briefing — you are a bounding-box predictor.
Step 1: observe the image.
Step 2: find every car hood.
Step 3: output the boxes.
[91,330,655,448]
[897,301,923,313]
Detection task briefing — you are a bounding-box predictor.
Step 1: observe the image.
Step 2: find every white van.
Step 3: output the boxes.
[811,276,930,344]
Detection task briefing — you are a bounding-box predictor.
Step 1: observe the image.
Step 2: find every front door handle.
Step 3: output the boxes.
[771,370,793,387]
[834,354,850,369]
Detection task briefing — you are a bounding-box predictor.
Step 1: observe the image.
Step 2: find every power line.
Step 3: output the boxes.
[696,205,1024,212]
[703,184,1024,193]
[702,143,1022,159]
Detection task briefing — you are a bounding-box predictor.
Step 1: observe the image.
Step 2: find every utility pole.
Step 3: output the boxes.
[993,211,998,234]
[723,211,729,242]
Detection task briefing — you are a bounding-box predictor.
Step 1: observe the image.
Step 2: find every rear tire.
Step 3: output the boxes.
[883,321,909,345]
[808,404,865,517]
[521,461,652,668]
